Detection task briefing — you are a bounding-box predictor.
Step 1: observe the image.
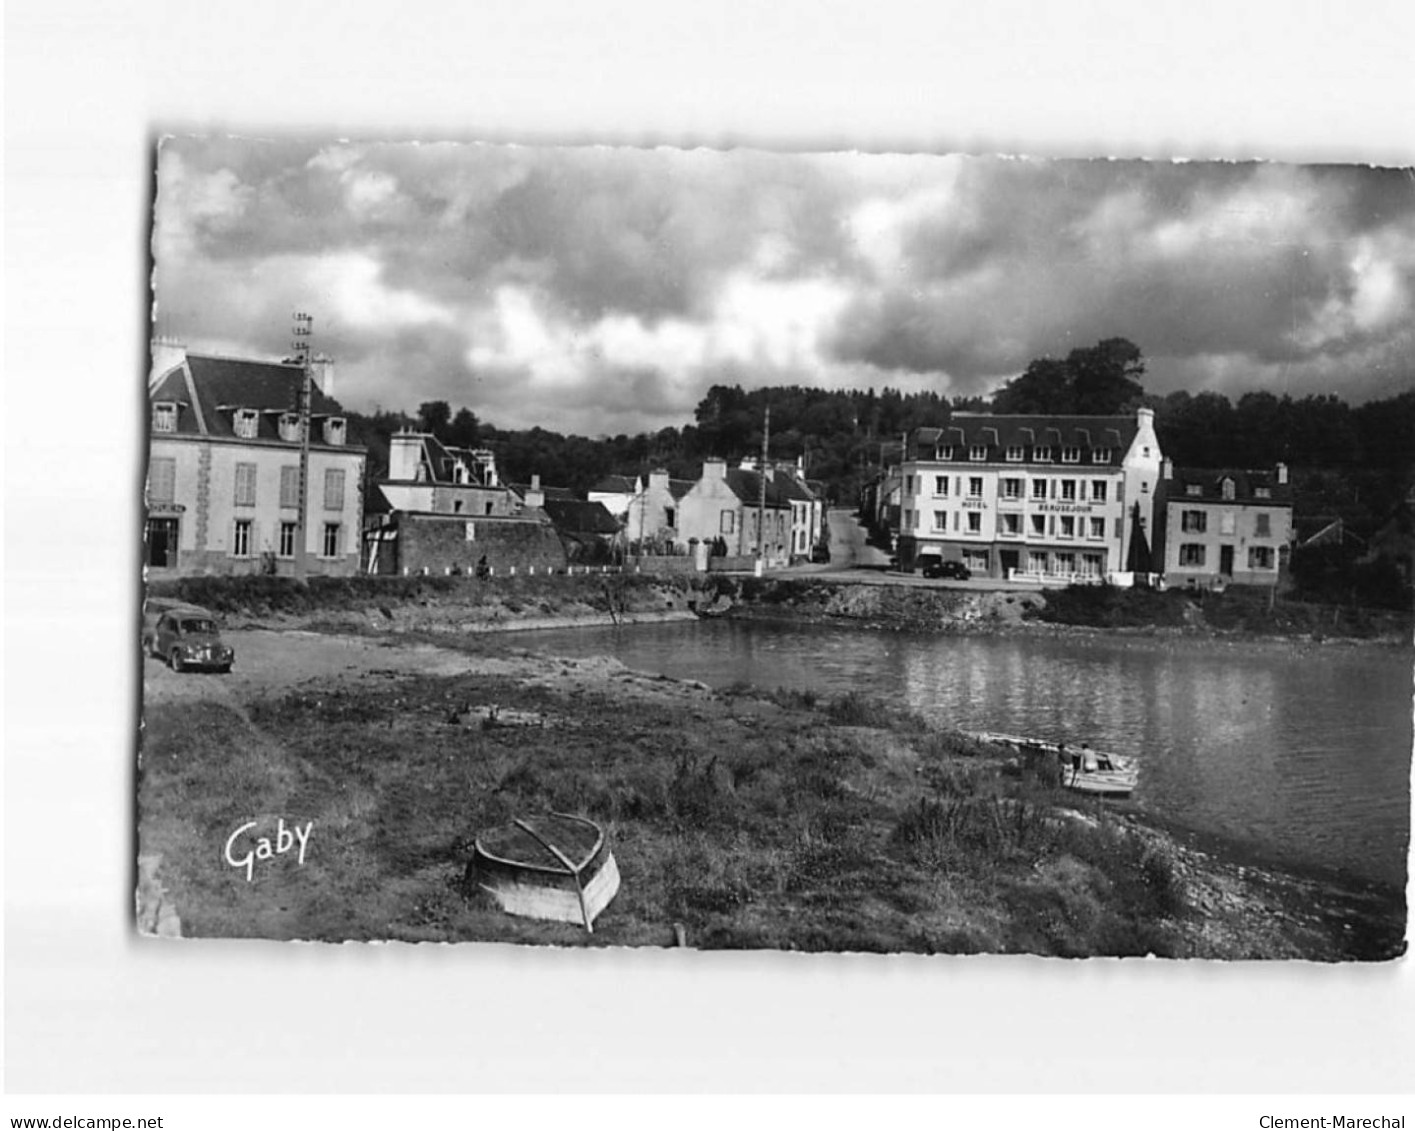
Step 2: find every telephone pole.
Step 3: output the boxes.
[291,312,314,580]
[756,406,770,576]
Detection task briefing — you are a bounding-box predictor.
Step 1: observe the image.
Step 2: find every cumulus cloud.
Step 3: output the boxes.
[152,139,1415,434]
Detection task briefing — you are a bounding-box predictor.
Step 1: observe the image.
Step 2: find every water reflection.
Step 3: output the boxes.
[520,621,1411,885]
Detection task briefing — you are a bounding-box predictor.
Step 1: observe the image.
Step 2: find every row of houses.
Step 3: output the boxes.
[145,345,827,578]
[875,407,1300,590]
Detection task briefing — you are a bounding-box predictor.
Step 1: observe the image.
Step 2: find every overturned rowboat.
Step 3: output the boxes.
[968,731,1140,798]
[464,812,620,932]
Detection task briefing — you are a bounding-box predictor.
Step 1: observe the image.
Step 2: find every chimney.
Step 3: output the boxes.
[1137,407,1155,427]
[310,353,334,398]
[524,473,544,509]
[703,458,727,481]
[149,337,187,389]
[649,468,670,492]
[1276,462,1288,485]
[388,430,424,481]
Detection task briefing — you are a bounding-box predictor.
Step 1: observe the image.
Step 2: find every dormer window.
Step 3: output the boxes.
[1005,446,1024,462]
[1221,478,1236,501]
[969,444,988,462]
[279,413,302,442]
[152,402,178,433]
[936,446,954,461]
[323,417,346,446]
[1061,447,1081,463]
[1092,448,1112,464]
[233,409,259,439]
[1034,447,1052,462]
[1255,486,1272,499]
[1186,484,1202,497]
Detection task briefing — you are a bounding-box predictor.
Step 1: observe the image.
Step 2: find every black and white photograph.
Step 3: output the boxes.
[138,138,1411,960]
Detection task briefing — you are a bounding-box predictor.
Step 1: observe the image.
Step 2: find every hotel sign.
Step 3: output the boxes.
[1036,502,1094,514]
[148,503,186,515]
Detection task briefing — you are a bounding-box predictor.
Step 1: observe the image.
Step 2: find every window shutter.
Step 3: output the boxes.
[280,466,300,508]
[324,468,345,511]
[148,458,176,503]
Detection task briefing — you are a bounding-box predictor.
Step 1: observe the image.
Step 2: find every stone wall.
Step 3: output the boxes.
[393,513,566,576]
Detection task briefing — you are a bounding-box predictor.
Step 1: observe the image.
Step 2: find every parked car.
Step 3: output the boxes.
[141,600,208,656]
[150,609,235,673]
[921,558,971,581]
[810,543,831,564]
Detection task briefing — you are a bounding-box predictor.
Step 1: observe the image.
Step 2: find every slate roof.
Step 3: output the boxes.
[509,482,578,503]
[397,434,498,485]
[150,353,356,446]
[724,468,790,508]
[589,475,640,494]
[770,470,818,504]
[911,414,1135,458]
[1167,468,1293,506]
[543,498,621,535]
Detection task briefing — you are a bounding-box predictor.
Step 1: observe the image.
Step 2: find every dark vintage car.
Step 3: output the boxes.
[810,542,831,564]
[921,558,971,581]
[150,609,235,673]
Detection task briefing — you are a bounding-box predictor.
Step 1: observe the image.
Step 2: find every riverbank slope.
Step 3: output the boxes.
[137,627,1406,958]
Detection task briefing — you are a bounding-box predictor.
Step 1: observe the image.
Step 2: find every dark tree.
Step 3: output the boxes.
[991,357,1075,414]
[1069,337,1147,414]
[446,407,481,449]
[991,338,1147,415]
[417,400,452,436]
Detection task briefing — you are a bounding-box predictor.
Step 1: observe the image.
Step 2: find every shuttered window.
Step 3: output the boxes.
[280,466,300,508]
[148,458,176,503]
[234,463,257,506]
[323,468,345,511]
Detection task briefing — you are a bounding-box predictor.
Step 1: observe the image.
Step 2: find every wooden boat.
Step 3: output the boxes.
[465,812,620,932]
[968,731,1139,798]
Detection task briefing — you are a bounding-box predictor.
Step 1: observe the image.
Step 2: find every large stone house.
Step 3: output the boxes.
[621,469,695,549]
[675,459,794,566]
[735,457,825,561]
[145,344,366,576]
[896,408,1163,582]
[1155,462,1294,588]
[587,474,643,523]
[363,431,564,575]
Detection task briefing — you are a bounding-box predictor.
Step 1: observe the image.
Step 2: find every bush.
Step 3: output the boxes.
[825,691,897,728]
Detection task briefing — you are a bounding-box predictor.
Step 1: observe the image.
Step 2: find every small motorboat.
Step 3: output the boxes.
[968,731,1139,798]
[465,812,620,932]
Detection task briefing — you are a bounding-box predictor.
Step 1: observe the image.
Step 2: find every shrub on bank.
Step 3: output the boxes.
[146,571,697,619]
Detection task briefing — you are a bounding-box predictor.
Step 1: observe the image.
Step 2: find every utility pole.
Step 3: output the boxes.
[756,406,770,576]
[291,312,314,580]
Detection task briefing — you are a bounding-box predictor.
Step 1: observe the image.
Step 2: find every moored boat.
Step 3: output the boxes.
[968,731,1139,798]
[465,812,620,932]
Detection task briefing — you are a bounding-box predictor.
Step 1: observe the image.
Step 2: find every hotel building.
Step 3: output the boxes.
[896,408,1163,582]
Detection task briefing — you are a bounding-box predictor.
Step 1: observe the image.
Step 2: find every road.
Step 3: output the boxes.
[824,507,892,569]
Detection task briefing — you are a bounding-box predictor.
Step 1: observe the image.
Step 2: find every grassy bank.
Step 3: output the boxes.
[138,648,1404,958]
[1032,583,1413,641]
[147,571,707,629]
[147,572,1412,643]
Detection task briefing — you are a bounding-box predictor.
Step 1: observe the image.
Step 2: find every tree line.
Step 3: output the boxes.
[346,338,1414,531]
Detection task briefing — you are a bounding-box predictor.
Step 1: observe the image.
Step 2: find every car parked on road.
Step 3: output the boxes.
[921,558,971,581]
[810,542,831,564]
[150,608,235,673]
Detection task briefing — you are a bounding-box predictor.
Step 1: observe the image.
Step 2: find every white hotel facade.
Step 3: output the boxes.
[896,408,1163,582]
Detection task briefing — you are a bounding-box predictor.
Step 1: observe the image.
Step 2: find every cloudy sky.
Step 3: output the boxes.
[153,138,1415,435]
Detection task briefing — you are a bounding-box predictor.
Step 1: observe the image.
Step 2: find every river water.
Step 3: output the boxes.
[520,619,1412,887]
